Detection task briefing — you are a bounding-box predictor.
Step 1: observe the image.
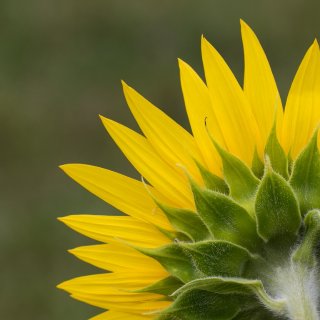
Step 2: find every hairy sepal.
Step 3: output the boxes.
[158,289,248,320]
[292,209,320,268]
[265,123,288,179]
[156,202,211,242]
[134,276,183,296]
[140,240,254,283]
[255,160,301,242]
[191,181,261,251]
[195,160,229,194]
[290,129,320,215]
[213,142,259,216]
[173,277,285,313]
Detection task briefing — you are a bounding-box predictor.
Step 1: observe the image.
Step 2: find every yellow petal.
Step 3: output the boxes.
[58,273,170,312]
[69,243,168,276]
[201,36,261,164]
[60,215,170,247]
[179,59,223,175]
[100,117,194,208]
[282,41,320,158]
[122,81,203,183]
[72,293,170,314]
[241,20,283,145]
[90,311,154,320]
[60,164,172,230]
[58,272,163,292]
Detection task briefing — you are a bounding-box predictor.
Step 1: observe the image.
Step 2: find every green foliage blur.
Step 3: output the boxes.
[2,0,320,319]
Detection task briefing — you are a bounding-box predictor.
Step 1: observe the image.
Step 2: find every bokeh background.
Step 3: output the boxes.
[2,0,320,319]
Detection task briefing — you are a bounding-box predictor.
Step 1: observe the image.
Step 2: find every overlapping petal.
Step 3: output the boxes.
[58,273,170,313]
[60,215,170,247]
[90,311,153,320]
[60,164,172,230]
[282,41,320,158]
[241,20,283,145]
[201,35,262,164]
[100,117,194,208]
[122,81,204,183]
[59,21,320,320]
[179,59,224,174]
[69,243,168,275]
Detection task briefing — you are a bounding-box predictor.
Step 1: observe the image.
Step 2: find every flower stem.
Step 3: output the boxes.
[274,263,319,320]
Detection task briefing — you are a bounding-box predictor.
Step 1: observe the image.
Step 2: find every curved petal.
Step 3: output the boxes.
[60,164,172,230]
[60,215,170,247]
[179,59,223,175]
[282,41,320,158]
[122,81,203,183]
[241,20,283,146]
[58,273,170,313]
[90,311,153,320]
[69,243,168,275]
[72,293,170,314]
[201,36,262,163]
[101,117,194,208]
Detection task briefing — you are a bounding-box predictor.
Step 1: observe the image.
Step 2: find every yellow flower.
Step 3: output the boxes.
[58,20,320,320]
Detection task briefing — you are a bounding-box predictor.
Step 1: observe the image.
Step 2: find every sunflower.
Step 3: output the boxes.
[58,20,320,320]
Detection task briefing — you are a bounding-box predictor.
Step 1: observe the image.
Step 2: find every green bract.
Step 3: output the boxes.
[141,129,320,320]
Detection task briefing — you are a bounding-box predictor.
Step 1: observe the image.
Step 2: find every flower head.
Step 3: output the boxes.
[58,21,320,320]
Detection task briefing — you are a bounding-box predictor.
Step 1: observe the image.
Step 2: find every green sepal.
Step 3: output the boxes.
[137,244,198,283]
[255,160,301,242]
[140,240,253,283]
[158,289,247,320]
[181,240,254,278]
[157,226,191,242]
[156,202,211,242]
[290,129,320,214]
[134,276,183,296]
[251,148,264,179]
[265,123,288,179]
[213,142,259,215]
[172,277,285,314]
[195,160,229,194]
[234,308,278,320]
[292,209,320,268]
[191,182,261,251]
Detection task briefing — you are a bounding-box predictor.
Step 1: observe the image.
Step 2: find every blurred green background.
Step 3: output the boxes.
[2,0,320,319]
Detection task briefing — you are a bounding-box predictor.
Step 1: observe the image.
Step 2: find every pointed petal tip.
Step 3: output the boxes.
[201,34,208,45]
[67,247,77,255]
[201,34,211,50]
[309,39,320,53]
[58,214,95,226]
[121,80,133,93]
[100,115,115,129]
[99,114,108,123]
[240,18,247,27]
[59,163,83,176]
[201,36,218,56]
[178,58,188,70]
[56,281,68,291]
[240,19,253,34]
[59,163,78,175]
[100,115,119,132]
[313,38,319,49]
[59,164,68,171]
[57,215,76,227]
[239,19,252,28]
[56,280,75,294]
[98,114,105,121]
